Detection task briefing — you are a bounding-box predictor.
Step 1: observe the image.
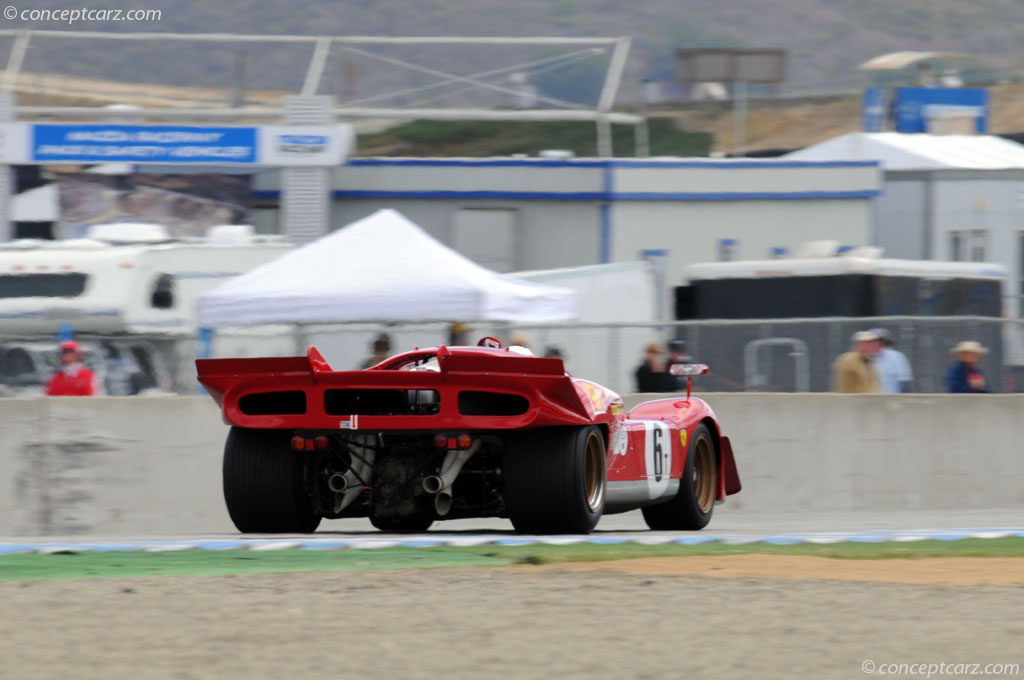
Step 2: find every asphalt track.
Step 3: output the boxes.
[3,507,1024,554]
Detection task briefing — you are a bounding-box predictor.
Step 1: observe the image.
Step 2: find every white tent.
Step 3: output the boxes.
[197,209,577,328]
[785,132,1024,171]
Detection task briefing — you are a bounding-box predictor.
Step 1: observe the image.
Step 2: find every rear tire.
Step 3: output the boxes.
[222,427,321,533]
[369,514,434,533]
[642,423,716,531]
[504,425,606,534]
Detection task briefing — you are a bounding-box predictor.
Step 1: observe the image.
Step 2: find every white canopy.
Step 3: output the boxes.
[197,209,578,328]
[858,51,968,71]
[785,132,1024,171]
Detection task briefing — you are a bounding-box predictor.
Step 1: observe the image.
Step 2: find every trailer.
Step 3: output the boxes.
[0,224,291,394]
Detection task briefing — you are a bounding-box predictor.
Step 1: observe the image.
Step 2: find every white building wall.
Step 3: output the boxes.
[334,160,605,195]
[613,162,879,196]
[327,198,600,272]
[876,178,927,259]
[611,199,872,287]
[931,176,1024,317]
[254,158,881,296]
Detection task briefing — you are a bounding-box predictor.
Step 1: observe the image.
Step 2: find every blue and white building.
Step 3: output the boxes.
[251,156,882,290]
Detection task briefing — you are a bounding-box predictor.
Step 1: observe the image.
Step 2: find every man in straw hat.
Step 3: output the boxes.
[831,330,882,393]
[946,340,990,393]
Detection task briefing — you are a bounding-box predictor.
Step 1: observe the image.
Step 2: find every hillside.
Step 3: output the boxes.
[356,83,1024,157]
[3,0,1024,106]
[10,71,1024,158]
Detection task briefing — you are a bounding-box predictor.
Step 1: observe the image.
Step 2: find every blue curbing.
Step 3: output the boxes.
[1,529,1022,556]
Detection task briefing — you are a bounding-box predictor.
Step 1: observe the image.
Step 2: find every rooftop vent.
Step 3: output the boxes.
[88,223,170,243]
[206,224,256,245]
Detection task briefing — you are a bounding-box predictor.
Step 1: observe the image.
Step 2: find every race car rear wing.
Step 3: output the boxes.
[196,345,594,431]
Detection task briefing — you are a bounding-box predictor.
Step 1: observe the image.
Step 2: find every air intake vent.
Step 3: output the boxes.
[239,390,307,415]
[458,391,529,416]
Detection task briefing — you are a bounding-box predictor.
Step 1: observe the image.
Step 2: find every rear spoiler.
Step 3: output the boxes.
[196,347,332,406]
[196,345,593,427]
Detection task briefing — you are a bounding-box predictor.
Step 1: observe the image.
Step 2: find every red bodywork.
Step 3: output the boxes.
[197,345,740,505]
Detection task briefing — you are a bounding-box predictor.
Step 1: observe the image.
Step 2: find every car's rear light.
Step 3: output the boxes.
[290,435,305,451]
[314,436,329,450]
[433,433,473,449]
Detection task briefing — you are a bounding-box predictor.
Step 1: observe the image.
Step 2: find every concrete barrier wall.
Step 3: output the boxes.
[0,397,233,537]
[625,393,1024,515]
[2,394,1023,536]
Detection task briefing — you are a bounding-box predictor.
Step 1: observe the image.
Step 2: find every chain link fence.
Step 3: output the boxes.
[5,316,1022,396]
[499,316,1019,395]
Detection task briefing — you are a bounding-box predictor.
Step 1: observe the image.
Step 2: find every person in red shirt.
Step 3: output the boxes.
[45,340,98,396]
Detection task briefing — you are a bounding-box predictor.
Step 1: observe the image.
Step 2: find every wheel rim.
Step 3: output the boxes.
[582,431,606,512]
[693,435,715,513]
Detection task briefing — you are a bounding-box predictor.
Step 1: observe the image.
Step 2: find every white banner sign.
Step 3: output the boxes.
[257,125,354,166]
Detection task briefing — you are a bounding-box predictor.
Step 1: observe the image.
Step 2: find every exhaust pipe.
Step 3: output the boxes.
[422,475,443,495]
[327,473,349,493]
[422,439,482,516]
[332,435,376,514]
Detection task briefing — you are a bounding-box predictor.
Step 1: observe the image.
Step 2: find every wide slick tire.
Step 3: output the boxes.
[642,423,716,531]
[503,425,607,534]
[222,427,321,533]
[369,514,434,533]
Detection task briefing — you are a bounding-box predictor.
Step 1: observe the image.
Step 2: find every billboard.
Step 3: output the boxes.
[19,124,353,166]
[34,125,257,164]
[676,49,786,84]
[57,172,251,239]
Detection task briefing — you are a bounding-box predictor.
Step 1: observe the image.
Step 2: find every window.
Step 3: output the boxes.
[970,230,987,262]
[0,348,42,386]
[949,231,964,261]
[0,273,87,298]
[1019,231,1024,297]
[150,273,174,309]
[718,238,738,262]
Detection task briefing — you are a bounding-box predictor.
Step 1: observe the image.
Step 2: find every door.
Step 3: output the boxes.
[452,208,517,273]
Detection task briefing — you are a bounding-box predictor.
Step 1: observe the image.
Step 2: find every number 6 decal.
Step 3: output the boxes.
[643,422,672,499]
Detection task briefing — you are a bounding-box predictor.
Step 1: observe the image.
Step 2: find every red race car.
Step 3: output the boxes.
[196,339,740,534]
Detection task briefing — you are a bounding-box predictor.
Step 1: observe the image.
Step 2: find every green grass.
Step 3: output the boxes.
[357,119,712,158]
[1,538,1021,583]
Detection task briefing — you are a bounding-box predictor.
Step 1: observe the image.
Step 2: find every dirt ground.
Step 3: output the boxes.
[1,555,1021,680]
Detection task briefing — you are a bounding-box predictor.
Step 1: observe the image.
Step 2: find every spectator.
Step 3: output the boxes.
[946,341,989,393]
[635,343,675,392]
[831,331,881,393]
[509,335,532,353]
[361,333,392,369]
[543,345,564,360]
[101,342,134,396]
[870,327,913,393]
[448,322,470,346]
[45,340,98,396]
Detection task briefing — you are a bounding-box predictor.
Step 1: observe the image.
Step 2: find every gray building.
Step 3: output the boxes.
[251,157,881,291]
[787,132,1024,320]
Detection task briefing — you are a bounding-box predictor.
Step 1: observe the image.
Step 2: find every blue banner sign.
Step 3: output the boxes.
[862,87,988,133]
[32,124,258,164]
